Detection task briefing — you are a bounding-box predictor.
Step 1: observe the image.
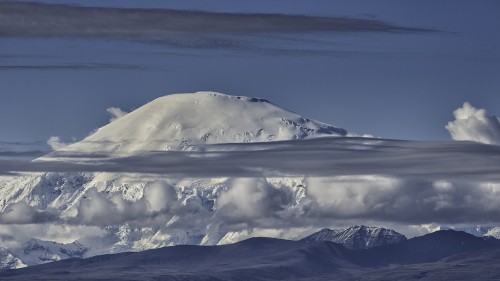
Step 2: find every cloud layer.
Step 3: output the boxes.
[1,136,500,231]
[446,102,500,145]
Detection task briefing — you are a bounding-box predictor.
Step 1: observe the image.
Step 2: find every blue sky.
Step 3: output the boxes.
[0,0,499,143]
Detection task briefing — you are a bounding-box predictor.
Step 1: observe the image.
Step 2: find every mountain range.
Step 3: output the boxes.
[1,229,499,281]
[1,92,499,276]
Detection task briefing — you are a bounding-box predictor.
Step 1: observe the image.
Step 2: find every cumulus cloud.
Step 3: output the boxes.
[46,136,70,150]
[0,224,106,249]
[305,176,500,224]
[144,182,177,212]
[446,102,500,145]
[2,175,500,244]
[106,107,129,123]
[0,202,57,224]
[75,183,177,226]
[216,178,293,226]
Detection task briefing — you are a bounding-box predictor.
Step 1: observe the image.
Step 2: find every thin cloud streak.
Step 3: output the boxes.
[0,150,46,158]
[0,63,155,71]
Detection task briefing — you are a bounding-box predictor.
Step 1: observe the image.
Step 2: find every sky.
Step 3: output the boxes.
[0,0,499,144]
[0,0,500,247]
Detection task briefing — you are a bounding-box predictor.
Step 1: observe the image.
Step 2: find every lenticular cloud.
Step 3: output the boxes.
[446,102,500,145]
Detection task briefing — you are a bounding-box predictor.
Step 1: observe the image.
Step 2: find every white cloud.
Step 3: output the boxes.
[216,178,293,225]
[47,136,69,150]
[75,183,178,226]
[144,182,177,212]
[446,102,500,145]
[0,202,57,224]
[306,176,401,217]
[0,224,106,249]
[76,187,144,226]
[106,107,128,123]
[304,176,500,224]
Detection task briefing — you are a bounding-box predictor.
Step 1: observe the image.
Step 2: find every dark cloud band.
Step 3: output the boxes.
[0,2,436,43]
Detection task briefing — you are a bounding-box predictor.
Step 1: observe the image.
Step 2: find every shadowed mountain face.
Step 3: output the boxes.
[1,230,499,281]
[354,230,500,266]
[333,246,500,281]
[301,225,407,249]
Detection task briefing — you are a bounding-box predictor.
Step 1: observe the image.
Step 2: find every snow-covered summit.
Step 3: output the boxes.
[54,91,349,155]
[301,225,407,249]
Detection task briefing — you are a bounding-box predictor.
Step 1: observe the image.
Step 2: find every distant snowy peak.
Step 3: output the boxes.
[1,239,89,269]
[301,225,407,249]
[0,248,25,269]
[422,224,493,237]
[484,227,500,239]
[54,92,350,155]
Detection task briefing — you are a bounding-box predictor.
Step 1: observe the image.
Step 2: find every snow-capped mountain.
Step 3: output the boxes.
[0,239,88,269]
[0,248,25,269]
[301,225,407,249]
[420,224,494,237]
[51,91,349,155]
[3,230,499,281]
[12,239,87,266]
[0,92,352,268]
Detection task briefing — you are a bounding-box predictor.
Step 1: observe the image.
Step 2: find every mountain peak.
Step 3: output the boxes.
[301,225,407,249]
[484,227,500,239]
[154,91,272,104]
[55,91,350,155]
